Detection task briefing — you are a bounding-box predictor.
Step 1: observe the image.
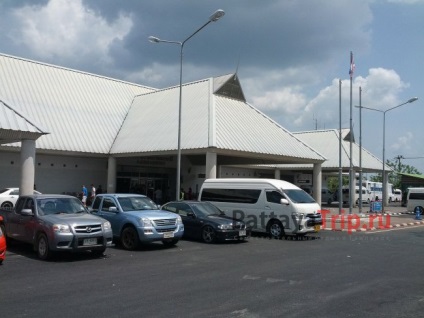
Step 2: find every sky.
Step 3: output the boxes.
[0,0,423,173]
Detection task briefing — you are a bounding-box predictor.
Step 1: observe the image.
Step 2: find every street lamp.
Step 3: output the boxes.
[355,97,418,212]
[149,9,225,201]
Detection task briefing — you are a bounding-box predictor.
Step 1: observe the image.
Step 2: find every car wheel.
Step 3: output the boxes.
[162,239,178,247]
[269,220,284,239]
[0,201,13,209]
[120,226,139,250]
[37,233,52,260]
[202,225,216,243]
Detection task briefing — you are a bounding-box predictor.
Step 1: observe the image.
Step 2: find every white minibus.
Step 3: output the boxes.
[198,178,322,238]
[406,188,424,212]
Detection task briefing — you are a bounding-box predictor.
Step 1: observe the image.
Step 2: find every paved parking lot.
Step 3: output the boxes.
[2,223,424,318]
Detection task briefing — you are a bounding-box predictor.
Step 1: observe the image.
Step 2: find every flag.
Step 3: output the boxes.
[349,51,355,78]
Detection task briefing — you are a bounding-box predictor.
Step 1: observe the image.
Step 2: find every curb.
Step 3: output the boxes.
[322,219,424,232]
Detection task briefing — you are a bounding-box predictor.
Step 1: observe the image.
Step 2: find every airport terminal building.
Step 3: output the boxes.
[0,53,385,203]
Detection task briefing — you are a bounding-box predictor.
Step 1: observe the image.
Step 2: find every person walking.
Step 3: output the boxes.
[81,185,88,207]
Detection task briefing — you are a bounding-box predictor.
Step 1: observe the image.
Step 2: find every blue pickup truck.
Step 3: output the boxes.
[90,193,184,250]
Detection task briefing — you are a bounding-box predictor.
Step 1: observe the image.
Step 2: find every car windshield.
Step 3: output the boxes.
[283,189,316,204]
[118,197,158,211]
[191,202,224,217]
[37,197,87,215]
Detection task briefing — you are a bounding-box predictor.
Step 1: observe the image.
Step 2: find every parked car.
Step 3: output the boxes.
[0,216,6,264]
[0,187,41,209]
[0,194,113,260]
[90,194,184,250]
[161,201,249,243]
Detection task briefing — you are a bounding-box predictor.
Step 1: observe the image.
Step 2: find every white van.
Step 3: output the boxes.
[406,188,424,212]
[198,178,322,238]
[341,186,371,204]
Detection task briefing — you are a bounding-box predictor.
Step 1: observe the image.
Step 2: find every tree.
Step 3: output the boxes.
[371,158,422,189]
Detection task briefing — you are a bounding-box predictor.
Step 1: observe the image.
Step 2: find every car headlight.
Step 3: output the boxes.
[103,221,111,230]
[218,224,233,230]
[291,212,304,218]
[176,215,183,225]
[141,218,153,227]
[53,224,71,233]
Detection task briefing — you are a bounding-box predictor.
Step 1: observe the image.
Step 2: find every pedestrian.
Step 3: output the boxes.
[97,185,103,195]
[180,188,185,201]
[81,185,88,207]
[91,184,96,200]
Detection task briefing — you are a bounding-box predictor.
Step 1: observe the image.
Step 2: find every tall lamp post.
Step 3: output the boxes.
[355,97,418,212]
[149,9,225,200]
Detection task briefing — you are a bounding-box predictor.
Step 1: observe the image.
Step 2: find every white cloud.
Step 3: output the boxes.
[390,131,413,152]
[10,0,133,64]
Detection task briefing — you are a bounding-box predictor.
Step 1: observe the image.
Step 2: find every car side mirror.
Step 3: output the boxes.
[187,212,195,218]
[109,206,118,212]
[280,198,289,205]
[21,208,34,216]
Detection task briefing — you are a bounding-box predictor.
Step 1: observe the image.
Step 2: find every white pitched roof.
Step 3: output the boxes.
[110,76,326,163]
[271,129,386,172]
[0,54,325,164]
[0,99,47,144]
[0,53,154,153]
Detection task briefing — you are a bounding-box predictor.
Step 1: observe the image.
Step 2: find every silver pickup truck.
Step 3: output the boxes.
[0,194,113,260]
[90,193,184,250]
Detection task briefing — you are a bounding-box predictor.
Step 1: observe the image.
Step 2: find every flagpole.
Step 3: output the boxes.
[339,79,343,215]
[349,51,354,215]
[359,86,363,214]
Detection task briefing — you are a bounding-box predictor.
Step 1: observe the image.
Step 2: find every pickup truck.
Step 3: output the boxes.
[0,194,113,260]
[90,193,184,250]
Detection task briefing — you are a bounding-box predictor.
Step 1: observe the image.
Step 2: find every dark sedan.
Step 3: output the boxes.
[161,201,249,243]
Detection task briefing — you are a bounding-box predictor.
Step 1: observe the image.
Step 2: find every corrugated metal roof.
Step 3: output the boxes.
[0,99,47,144]
[0,53,155,153]
[215,97,325,161]
[272,129,386,172]
[110,79,211,154]
[111,76,325,162]
[0,54,326,163]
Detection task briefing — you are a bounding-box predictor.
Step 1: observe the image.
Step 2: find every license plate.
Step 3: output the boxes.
[239,230,246,236]
[83,238,97,246]
[163,232,174,238]
[314,225,321,232]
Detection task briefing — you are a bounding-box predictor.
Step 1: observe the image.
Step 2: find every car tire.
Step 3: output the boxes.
[202,225,216,243]
[0,201,13,209]
[268,219,284,239]
[37,233,52,260]
[120,226,139,250]
[162,239,178,247]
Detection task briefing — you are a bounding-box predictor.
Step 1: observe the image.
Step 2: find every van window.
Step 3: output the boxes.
[283,189,316,204]
[266,190,284,204]
[409,192,424,200]
[200,188,261,204]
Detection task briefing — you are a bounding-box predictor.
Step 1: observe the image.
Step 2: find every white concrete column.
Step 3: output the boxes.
[274,169,280,180]
[313,163,322,205]
[107,156,116,193]
[205,152,217,179]
[20,139,36,195]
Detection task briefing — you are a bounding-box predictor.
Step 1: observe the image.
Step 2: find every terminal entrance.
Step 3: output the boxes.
[116,171,172,203]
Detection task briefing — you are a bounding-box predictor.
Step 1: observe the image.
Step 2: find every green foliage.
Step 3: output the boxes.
[327,176,349,193]
[386,158,422,188]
